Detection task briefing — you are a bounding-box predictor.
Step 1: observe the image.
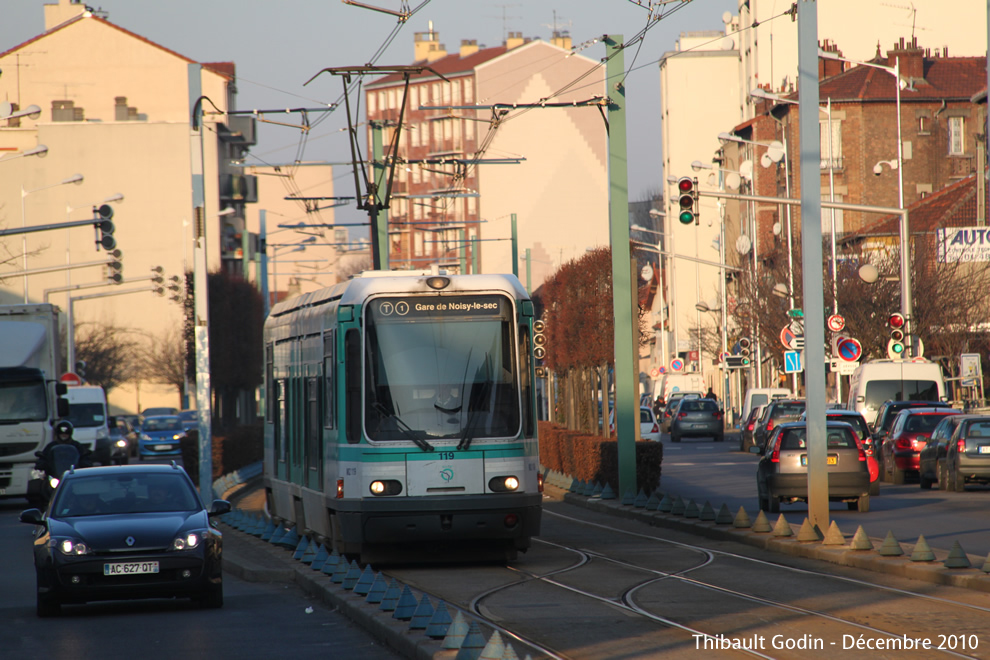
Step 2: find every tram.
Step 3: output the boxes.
[262,268,542,562]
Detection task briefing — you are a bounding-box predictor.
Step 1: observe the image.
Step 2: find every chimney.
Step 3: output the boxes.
[459,39,478,57]
[505,32,525,50]
[43,0,87,31]
[551,31,572,51]
[414,21,447,62]
[818,39,845,80]
[887,37,925,82]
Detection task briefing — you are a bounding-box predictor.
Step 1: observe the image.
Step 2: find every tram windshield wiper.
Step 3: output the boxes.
[372,402,434,452]
[458,353,494,451]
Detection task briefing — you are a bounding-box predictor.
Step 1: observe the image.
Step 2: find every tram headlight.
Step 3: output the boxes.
[426,276,450,290]
[488,476,520,492]
[368,479,403,496]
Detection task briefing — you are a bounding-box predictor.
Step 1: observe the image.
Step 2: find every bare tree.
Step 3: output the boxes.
[137,323,187,402]
[74,320,139,394]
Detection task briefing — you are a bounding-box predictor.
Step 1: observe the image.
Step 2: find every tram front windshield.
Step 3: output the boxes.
[364,294,520,441]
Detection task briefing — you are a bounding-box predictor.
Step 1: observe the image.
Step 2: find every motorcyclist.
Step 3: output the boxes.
[35,420,93,474]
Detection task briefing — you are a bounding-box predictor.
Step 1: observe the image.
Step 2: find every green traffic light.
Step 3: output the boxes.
[891,342,904,354]
[678,211,694,225]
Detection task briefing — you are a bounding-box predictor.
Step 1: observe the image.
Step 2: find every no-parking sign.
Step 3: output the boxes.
[836,337,863,362]
[670,358,685,372]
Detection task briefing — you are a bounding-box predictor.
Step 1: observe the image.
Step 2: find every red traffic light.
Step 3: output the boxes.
[888,313,905,329]
[678,177,694,193]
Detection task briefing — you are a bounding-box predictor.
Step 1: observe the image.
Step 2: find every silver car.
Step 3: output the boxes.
[945,416,990,491]
[668,397,723,443]
[754,421,870,513]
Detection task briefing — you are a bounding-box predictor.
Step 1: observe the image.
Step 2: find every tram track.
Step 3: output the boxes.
[386,502,990,659]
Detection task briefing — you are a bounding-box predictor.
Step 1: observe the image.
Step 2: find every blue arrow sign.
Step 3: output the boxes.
[784,350,803,374]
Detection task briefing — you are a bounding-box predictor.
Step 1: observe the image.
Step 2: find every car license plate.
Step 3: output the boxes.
[979,446,990,454]
[104,561,159,576]
[801,456,838,466]
[691,424,706,429]
[154,444,172,451]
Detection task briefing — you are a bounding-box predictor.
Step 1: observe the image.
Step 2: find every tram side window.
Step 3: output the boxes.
[518,324,534,438]
[265,344,274,423]
[323,332,335,429]
[306,376,321,474]
[344,329,361,444]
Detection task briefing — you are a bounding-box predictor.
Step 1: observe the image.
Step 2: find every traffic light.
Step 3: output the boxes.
[533,319,547,361]
[676,177,699,225]
[738,337,752,366]
[887,312,906,359]
[94,204,116,251]
[167,275,183,302]
[105,249,123,284]
[151,266,165,296]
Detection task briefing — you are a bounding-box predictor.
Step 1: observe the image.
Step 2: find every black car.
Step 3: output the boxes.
[19,463,230,617]
[752,399,807,451]
[918,414,974,490]
[668,397,723,443]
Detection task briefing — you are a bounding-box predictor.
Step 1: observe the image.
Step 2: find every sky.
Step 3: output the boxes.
[0,0,737,211]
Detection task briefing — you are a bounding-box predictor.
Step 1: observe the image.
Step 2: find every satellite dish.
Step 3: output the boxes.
[739,160,754,180]
[736,235,752,255]
[721,37,735,51]
[766,140,785,163]
[761,153,773,168]
[722,11,732,23]
[773,222,782,236]
[725,172,741,190]
[0,101,11,118]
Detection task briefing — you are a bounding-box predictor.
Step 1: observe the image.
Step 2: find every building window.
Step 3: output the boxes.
[948,117,965,155]
[410,85,418,110]
[819,119,842,170]
[821,193,843,235]
[463,81,473,104]
[367,92,376,114]
[414,231,424,256]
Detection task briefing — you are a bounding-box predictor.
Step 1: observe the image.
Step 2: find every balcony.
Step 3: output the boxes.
[820,155,844,171]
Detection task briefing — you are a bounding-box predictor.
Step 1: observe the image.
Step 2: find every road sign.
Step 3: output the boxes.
[779,326,798,350]
[787,308,804,318]
[793,336,805,350]
[827,314,845,332]
[784,350,803,374]
[60,372,83,386]
[836,337,863,362]
[670,358,684,372]
[789,320,805,337]
[834,360,859,375]
[650,368,660,377]
[961,354,982,378]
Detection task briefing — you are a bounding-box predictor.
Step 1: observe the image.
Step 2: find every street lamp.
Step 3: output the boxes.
[21,173,85,302]
[0,102,42,122]
[0,144,49,163]
[819,48,914,354]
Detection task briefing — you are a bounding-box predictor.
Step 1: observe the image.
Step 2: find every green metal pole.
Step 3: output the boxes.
[459,228,467,274]
[472,237,479,274]
[371,122,389,270]
[605,36,637,499]
[511,213,519,277]
[525,248,531,293]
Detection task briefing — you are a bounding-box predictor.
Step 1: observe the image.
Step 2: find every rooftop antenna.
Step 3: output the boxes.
[881,2,926,41]
[488,3,522,43]
[542,10,572,39]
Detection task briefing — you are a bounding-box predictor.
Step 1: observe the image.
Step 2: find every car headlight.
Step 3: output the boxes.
[172,433,186,441]
[55,538,90,555]
[115,439,128,449]
[49,476,60,489]
[140,433,152,441]
[172,530,207,550]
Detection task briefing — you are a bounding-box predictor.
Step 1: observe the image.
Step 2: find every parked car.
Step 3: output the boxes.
[752,399,806,451]
[880,407,961,484]
[801,408,878,495]
[177,409,199,432]
[871,400,953,450]
[753,421,870,513]
[739,405,766,452]
[944,415,990,492]
[668,397,723,443]
[138,415,187,461]
[919,414,974,490]
[19,463,230,616]
[102,415,136,464]
[139,406,180,423]
[659,391,703,433]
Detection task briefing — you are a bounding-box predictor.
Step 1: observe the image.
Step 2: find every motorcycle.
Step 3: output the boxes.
[27,444,82,509]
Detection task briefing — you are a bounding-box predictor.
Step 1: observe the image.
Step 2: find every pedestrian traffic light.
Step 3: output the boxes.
[676,177,699,225]
[533,319,547,361]
[887,312,906,359]
[93,204,116,251]
[738,337,752,366]
[167,275,183,302]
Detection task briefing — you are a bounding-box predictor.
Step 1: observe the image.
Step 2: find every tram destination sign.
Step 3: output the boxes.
[372,295,508,320]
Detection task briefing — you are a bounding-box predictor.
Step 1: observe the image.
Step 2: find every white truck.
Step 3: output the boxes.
[846,358,947,427]
[0,304,69,500]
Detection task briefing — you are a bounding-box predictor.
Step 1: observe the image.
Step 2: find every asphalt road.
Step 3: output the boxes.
[0,498,401,660]
[659,430,990,558]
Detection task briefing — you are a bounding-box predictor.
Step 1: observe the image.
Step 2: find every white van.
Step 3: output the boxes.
[846,359,947,427]
[64,385,111,460]
[740,388,791,428]
[653,373,706,403]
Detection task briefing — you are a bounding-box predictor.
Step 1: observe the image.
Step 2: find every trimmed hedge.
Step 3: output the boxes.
[538,421,663,493]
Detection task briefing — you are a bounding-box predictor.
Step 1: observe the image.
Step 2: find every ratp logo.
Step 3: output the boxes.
[440,468,454,482]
